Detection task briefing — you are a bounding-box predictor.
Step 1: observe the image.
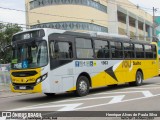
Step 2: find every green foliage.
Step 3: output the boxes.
[0,23,22,64]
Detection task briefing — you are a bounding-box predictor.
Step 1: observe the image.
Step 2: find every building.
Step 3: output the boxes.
[154,16,160,57]
[25,0,153,41]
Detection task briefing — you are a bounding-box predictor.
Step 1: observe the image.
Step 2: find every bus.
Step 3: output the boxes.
[9,28,159,96]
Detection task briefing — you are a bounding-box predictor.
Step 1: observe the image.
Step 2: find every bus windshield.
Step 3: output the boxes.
[11,41,48,69]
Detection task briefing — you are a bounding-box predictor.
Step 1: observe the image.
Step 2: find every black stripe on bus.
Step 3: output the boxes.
[105,66,118,81]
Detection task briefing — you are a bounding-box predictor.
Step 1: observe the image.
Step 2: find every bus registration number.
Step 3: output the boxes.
[19,86,26,90]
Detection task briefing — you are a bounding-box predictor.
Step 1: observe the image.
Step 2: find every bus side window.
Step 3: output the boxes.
[50,42,55,59]
[135,44,144,58]
[76,38,94,58]
[123,42,134,59]
[94,40,109,58]
[111,41,123,58]
[50,41,73,59]
[145,45,153,58]
[152,45,157,59]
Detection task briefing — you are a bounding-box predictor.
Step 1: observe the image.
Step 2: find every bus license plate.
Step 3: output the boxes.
[19,86,26,90]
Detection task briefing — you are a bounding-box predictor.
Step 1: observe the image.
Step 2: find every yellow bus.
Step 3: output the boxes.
[9,28,159,96]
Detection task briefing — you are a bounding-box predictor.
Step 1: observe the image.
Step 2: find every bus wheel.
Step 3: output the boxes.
[76,76,89,97]
[44,93,55,97]
[129,71,143,86]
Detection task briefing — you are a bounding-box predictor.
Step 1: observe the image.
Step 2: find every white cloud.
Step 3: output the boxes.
[129,0,160,16]
[0,9,25,24]
[0,0,26,26]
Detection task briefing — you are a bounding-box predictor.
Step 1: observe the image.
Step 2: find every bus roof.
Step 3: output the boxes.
[13,28,152,44]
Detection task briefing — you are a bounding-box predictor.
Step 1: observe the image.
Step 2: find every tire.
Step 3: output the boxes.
[76,76,90,97]
[44,93,55,97]
[129,71,143,86]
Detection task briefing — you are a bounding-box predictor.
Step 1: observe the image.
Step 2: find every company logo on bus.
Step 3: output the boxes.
[75,61,96,67]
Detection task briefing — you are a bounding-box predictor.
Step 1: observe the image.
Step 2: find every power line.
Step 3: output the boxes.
[0,0,156,31]
[0,6,107,22]
[0,0,155,25]
[0,21,29,27]
[0,21,28,29]
[104,0,153,11]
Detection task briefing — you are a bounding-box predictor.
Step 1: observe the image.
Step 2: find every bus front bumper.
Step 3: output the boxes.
[10,83,42,93]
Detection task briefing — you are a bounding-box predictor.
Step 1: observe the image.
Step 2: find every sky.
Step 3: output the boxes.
[0,0,160,28]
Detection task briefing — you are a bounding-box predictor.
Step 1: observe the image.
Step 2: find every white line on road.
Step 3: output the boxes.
[125,87,160,90]
[8,93,160,112]
[11,103,83,111]
[8,83,160,111]
[74,93,160,111]
[9,95,125,111]
[93,90,153,97]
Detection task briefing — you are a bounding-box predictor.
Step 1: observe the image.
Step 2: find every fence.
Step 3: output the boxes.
[0,64,11,92]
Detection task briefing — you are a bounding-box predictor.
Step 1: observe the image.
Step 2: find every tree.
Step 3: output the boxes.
[0,23,22,64]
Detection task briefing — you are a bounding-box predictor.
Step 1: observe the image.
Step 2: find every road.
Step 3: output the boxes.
[0,77,160,120]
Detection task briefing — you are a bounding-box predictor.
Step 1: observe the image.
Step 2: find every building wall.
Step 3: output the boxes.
[25,0,153,41]
[25,0,108,32]
[117,0,152,22]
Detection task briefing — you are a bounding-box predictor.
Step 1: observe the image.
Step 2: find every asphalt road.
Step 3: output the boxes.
[0,77,160,120]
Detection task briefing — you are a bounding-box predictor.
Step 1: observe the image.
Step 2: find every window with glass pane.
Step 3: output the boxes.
[50,41,72,59]
[152,45,157,59]
[145,45,153,58]
[76,38,93,58]
[135,44,144,58]
[95,40,109,58]
[124,42,134,58]
[110,41,123,58]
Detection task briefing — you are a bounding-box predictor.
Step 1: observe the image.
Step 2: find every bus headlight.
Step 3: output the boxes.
[42,74,47,81]
[36,73,48,84]
[36,78,41,84]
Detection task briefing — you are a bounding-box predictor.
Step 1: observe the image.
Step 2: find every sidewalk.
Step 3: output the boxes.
[0,84,26,98]
[0,91,26,98]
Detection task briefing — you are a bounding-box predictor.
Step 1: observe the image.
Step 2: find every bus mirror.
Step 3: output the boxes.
[55,42,59,52]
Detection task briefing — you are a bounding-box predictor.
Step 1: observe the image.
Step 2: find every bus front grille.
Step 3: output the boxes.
[12,71,38,77]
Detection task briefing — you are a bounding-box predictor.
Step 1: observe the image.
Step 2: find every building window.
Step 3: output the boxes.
[29,0,107,13]
[31,22,108,33]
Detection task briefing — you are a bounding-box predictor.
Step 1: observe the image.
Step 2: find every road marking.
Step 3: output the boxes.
[125,87,160,90]
[7,83,160,111]
[93,90,153,97]
[108,95,125,104]
[10,95,125,111]
[142,91,153,97]
[11,103,83,111]
[74,94,160,111]
[9,93,160,111]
